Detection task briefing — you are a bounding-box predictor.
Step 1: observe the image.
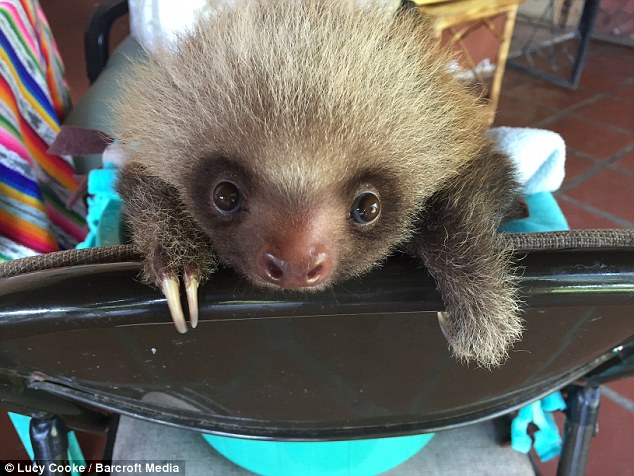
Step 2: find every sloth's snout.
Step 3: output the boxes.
[256,243,332,289]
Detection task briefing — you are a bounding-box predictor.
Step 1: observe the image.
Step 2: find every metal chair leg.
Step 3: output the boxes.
[29,415,70,476]
[557,385,601,476]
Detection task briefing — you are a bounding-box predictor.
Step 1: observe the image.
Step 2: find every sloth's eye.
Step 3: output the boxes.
[212,181,241,213]
[350,192,380,224]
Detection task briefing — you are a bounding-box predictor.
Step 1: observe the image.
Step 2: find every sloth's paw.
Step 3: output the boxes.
[143,247,208,333]
[436,300,523,369]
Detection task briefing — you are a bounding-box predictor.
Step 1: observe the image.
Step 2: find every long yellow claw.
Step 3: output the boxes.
[184,273,200,329]
[161,277,187,333]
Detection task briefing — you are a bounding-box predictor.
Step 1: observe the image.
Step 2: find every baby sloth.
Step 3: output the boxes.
[115,0,522,367]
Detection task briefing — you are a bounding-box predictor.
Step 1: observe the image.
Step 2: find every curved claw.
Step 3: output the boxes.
[161,276,187,333]
[184,272,200,329]
[437,311,451,341]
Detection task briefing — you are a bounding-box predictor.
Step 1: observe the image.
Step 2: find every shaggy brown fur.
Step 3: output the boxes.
[115,0,522,367]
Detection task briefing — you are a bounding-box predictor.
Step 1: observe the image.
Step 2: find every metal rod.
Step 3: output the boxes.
[29,415,70,476]
[557,385,601,476]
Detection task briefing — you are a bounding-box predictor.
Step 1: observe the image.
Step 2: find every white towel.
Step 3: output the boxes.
[128,0,213,52]
[128,0,401,53]
[487,127,566,195]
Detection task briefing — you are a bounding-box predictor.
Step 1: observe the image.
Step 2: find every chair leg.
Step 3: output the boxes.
[557,384,601,476]
[487,5,520,123]
[29,415,70,476]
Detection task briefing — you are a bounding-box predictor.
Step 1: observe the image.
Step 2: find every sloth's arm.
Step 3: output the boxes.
[117,162,217,332]
[412,147,522,367]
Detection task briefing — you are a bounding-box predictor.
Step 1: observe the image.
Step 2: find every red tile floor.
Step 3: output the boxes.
[1,2,634,474]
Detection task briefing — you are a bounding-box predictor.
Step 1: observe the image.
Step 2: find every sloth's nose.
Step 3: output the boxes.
[257,243,332,288]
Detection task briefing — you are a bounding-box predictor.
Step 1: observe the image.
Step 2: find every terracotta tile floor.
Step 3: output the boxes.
[2,3,633,474]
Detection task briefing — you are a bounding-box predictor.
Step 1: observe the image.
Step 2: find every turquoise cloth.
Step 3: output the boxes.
[76,163,123,249]
[500,192,569,233]
[510,393,567,462]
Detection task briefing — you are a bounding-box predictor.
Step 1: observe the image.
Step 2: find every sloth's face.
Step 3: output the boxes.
[183,154,415,290]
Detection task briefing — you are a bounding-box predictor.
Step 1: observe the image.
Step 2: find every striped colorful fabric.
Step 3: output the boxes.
[0,0,86,261]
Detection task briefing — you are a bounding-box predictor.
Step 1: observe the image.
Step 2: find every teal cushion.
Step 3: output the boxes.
[202,433,435,476]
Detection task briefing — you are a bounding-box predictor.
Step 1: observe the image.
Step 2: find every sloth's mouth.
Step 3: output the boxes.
[245,257,339,293]
[247,273,335,294]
